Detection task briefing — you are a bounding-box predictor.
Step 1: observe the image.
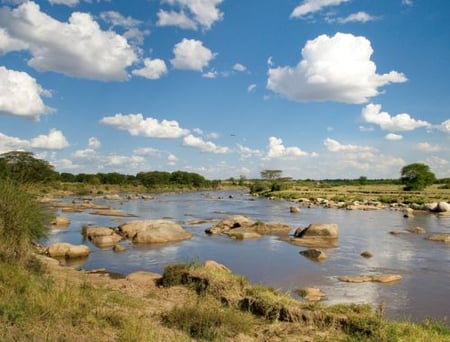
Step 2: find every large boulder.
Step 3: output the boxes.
[47,243,90,258]
[50,217,71,226]
[205,215,254,234]
[437,202,450,213]
[119,220,192,244]
[294,223,338,239]
[83,226,116,238]
[91,234,123,248]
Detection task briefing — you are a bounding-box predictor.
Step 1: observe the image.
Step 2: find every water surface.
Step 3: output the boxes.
[45,190,450,323]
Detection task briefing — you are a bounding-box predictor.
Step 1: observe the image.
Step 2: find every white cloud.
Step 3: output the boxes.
[324,138,376,152]
[52,158,79,171]
[385,133,403,141]
[291,0,350,18]
[359,126,375,132]
[247,84,256,92]
[0,66,52,120]
[439,119,450,133]
[233,63,247,72]
[266,136,309,159]
[167,153,178,166]
[202,70,217,78]
[100,113,190,138]
[100,11,142,28]
[267,33,407,104]
[88,137,101,150]
[133,147,162,156]
[402,0,413,6]
[0,129,68,153]
[416,142,444,152]
[237,144,262,159]
[30,129,69,150]
[0,2,137,81]
[72,148,146,172]
[157,0,223,30]
[0,28,28,53]
[362,103,430,131]
[336,12,378,23]
[171,38,216,71]
[48,0,79,6]
[182,134,230,154]
[132,58,168,79]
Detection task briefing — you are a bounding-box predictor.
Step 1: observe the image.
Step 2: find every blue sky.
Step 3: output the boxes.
[0,0,449,180]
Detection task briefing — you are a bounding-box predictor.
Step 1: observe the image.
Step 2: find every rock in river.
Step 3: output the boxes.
[338,274,402,283]
[118,219,192,244]
[299,248,328,262]
[47,243,90,259]
[290,223,339,248]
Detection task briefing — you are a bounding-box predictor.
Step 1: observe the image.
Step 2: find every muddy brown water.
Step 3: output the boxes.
[44,191,450,323]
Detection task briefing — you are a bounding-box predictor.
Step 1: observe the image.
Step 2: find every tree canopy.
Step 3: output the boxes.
[400,163,436,191]
[260,169,283,180]
[0,151,58,184]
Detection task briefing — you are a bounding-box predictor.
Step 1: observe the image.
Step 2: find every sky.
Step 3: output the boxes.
[0,0,449,180]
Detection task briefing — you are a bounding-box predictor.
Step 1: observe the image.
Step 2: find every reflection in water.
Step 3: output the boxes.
[44,191,450,323]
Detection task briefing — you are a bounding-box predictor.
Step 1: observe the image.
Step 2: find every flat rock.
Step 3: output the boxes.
[338,274,402,283]
[224,228,261,240]
[119,219,192,244]
[205,215,255,234]
[296,287,326,301]
[427,234,450,243]
[126,271,161,286]
[91,210,135,217]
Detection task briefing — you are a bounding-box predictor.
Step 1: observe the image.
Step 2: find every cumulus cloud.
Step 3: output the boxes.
[157,0,223,30]
[72,149,146,171]
[266,137,309,159]
[167,153,178,165]
[416,142,444,152]
[171,38,216,71]
[132,58,168,79]
[361,103,430,131]
[324,138,376,152]
[237,144,262,159]
[100,113,190,138]
[182,134,230,153]
[30,129,69,150]
[291,0,350,18]
[0,66,52,120]
[0,129,69,153]
[439,119,450,133]
[88,137,101,150]
[202,70,217,78]
[0,2,137,81]
[267,33,407,104]
[385,133,403,141]
[133,147,161,156]
[100,11,148,47]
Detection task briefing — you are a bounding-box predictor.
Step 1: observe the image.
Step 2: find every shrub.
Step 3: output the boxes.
[0,179,50,264]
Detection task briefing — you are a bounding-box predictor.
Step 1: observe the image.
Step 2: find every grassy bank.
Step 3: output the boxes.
[1,258,449,341]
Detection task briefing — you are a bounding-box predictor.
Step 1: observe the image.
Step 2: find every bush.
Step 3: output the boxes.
[0,179,50,264]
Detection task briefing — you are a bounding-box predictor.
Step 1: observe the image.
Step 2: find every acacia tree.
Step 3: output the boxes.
[0,151,58,184]
[260,169,283,180]
[400,163,436,191]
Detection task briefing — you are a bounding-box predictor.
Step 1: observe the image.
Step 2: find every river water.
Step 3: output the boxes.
[45,190,450,323]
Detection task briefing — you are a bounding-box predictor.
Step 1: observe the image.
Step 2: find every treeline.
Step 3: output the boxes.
[0,151,217,189]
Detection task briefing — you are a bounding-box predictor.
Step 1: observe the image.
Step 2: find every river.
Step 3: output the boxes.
[44,190,450,323]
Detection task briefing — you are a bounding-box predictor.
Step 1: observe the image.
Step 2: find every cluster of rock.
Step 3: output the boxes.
[205,215,291,240]
[288,197,450,214]
[46,219,193,260]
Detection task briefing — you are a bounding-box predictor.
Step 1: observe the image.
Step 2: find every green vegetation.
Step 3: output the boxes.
[401,163,436,191]
[0,179,50,265]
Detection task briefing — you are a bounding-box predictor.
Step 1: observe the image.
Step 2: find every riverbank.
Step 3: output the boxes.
[1,253,449,341]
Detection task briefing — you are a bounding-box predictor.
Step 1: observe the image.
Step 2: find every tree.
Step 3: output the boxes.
[260,169,282,180]
[0,151,58,184]
[400,163,436,191]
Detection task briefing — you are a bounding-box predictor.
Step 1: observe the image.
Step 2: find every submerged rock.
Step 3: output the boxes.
[299,248,327,262]
[408,226,426,234]
[338,274,402,283]
[427,234,450,243]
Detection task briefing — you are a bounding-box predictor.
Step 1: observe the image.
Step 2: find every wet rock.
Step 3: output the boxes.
[90,209,135,217]
[119,219,192,244]
[225,228,261,240]
[47,243,90,258]
[338,274,402,283]
[437,202,450,213]
[408,226,426,234]
[424,202,438,212]
[83,226,116,238]
[50,217,71,226]
[296,287,326,301]
[403,208,414,218]
[360,251,373,258]
[205,215,254,234]
[113,244,126,253]
[91,234,122,248]
[290,206,300,213]
[427,234,450,243]
[299,248,327,262]
[294,223,338,239]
